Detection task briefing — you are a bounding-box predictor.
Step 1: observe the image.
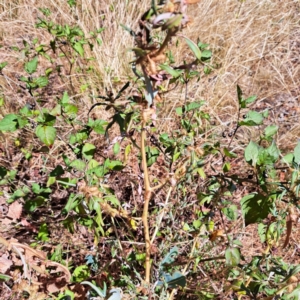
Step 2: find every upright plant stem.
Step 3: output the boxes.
[141,121,152,284]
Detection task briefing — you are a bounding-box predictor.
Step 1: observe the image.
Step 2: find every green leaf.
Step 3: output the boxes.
[223,205,238,221]
[163,271,186,288]
[61,91,70,104]
[293,141,300,165]
[57,290,75,300]
[201,50,211,61]
[37,223,49,241]
[241,193,272,225]
[223,162,231,172]
[51,104,62,116]
[113,142,120,155]
[24,196,46,212]
[50,165,64,176]
[182,36,202,60]
[0,114,19,131]
[73,42,84,57]
[160,247,179,268]
[63,104,78,117]
[88,159,99,170]
[34,76,48,87]
[245,141,260,166]
[0,166,7,178]
[42,113,56,126]
[239,111,264,126]
[225,247,240,266]
[25,56,38,74]
[244,95,257,106]
[258,223,267,243]
[71,265,90,283]
[193,219,201,229]
[120,24,136,37]
[237,85,243,103]
[282,153,293,164]
[88,119,107,135]
[185,101,205,112]
[162,14,183,30]
[105,195,120,207]
[0,273,11,281]
[47,176,56,187]
[70,159,86,171]
[159,64,183,78]
[0,61,8,71]
[224,148,237,158]
[257,141,280,165]
[264,125,278,138]
[35,125,56,146]
[82,143,96,160]
[63,194,81,213]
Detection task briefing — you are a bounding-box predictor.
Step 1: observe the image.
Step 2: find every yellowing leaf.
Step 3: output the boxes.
[209,230,224,241]
[130,218,137,230]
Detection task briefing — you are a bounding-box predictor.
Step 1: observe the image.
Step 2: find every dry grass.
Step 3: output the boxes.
[1,0,299,123]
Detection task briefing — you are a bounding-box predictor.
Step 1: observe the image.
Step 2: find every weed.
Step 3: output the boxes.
[0,0,300,299]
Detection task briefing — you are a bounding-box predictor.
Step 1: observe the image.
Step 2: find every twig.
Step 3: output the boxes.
[151,186,172,244]
[141,123,152,284]
[11,245,29,279]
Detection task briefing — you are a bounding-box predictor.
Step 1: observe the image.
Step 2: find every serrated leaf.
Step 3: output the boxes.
[239,111,264,126]
[244,141,260,166]
[34,76,48,87]
[64,104,78,116]
[0,114,18,131]
[35,125,56,146]
[257,141,280,166]
[25,56,38,74]
[183,36,202,60]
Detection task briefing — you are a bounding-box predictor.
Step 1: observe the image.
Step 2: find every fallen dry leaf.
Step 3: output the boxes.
[21,218,38,233]
[0,253,12,272]
[7,201,23,221]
